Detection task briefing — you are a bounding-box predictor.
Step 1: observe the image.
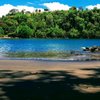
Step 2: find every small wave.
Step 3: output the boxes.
[0,50,100,62]
[0,55,100,62]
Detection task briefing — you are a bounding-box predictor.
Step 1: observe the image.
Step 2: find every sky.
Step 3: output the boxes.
[0,0,100,17]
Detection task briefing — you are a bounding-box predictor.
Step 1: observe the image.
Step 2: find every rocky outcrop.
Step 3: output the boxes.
[82,46,100,52]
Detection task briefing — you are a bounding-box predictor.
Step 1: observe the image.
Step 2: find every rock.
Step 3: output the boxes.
[82,46,100,52]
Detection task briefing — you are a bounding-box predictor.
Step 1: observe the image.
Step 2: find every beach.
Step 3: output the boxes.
[0,60,100,71]
[0,60,100,100]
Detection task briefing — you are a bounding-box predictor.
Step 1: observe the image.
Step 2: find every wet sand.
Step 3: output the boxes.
[0,60,100,100]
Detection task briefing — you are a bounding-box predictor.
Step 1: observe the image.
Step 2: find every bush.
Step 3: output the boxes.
[69,28,80,38]
[16,25,33,38]
[0,27,4,36]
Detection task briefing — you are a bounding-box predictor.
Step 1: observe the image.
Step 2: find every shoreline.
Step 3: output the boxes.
[0,57,100,61]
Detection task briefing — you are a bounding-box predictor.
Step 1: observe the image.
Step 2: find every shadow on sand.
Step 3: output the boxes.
[0,68,100,100]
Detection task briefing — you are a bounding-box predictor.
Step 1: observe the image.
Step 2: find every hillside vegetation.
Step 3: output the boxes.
[0,7,100,38]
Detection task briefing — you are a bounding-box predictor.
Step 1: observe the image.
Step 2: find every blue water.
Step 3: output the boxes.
[0,39,100,60]
[0,39,100,52]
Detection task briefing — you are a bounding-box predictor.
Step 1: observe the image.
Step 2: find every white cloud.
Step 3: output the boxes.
[16,5,35,12]
[43,2,70,11]
[0,4,14,17]
[86,4,100,9]
[0,4,44,17]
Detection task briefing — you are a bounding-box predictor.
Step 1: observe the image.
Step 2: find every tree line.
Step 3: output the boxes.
[0,7,100,38]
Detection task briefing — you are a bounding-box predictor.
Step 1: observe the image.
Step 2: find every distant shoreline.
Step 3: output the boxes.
[0,36,100,39]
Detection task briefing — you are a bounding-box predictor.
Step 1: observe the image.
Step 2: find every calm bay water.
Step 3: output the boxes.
[0,39,100,61]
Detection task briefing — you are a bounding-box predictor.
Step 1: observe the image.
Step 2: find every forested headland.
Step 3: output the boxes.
[0,7,100,38]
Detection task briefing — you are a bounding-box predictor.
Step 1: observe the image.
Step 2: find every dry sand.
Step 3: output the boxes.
[0,60,100,100]
[0,60,100,71]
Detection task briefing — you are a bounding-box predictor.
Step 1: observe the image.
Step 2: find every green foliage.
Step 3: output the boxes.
[0,27,4,37]
[47,25,66,38]
[69,28,79,38]
[0,8,100,38]
[16,25,33,38]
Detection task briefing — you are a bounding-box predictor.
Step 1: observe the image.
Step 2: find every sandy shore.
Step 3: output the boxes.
[0,60,100,71]
[0,60,100,100]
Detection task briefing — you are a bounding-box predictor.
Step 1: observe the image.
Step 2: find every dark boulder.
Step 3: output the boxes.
[82,46,100,52]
